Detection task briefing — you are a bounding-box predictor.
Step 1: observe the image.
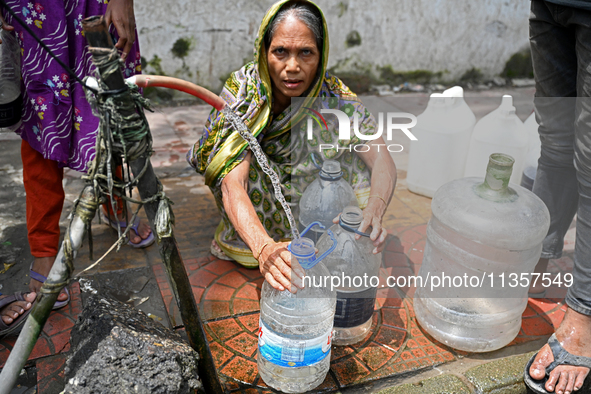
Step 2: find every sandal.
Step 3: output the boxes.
[210,240,234,261]
[0,292,34,338]
[101,211,155,249]
[30,262,70,310]
[524,333,591,393]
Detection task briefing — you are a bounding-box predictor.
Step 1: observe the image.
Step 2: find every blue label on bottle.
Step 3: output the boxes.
[258,319,332,368]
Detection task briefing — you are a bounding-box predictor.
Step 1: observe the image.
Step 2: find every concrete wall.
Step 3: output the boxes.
[135,0,530,93]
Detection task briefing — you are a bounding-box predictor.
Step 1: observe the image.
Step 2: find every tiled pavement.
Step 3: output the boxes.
[1,89,574,393]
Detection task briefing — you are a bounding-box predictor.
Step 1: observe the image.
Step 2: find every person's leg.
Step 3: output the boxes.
[529,0,579,295]
[528,2,591,393]
[21,140,68,302]
[101,166,152,245]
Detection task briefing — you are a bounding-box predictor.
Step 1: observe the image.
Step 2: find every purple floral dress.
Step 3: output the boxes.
[2,0,141,172]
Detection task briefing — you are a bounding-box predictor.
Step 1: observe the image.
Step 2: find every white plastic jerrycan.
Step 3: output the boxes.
[521,112,541,191]
[299,156,358,242]
[464,95,528,185]
[258,222,337,393]
[407,86,476,197]
[414,153,550,352]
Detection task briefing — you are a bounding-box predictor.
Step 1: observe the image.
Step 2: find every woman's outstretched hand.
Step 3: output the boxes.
[104,0,136,60]
[358,205,388,254]
[258,241,305,293]
[332,202,388,254]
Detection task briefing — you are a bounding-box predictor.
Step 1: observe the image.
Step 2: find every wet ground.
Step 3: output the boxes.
[0,88,577,393]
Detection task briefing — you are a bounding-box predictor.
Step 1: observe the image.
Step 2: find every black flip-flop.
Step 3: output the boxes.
[0,292,34,338]
[524,333,591,393]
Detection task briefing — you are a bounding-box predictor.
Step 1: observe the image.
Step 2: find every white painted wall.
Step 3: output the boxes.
[135,0,530,92]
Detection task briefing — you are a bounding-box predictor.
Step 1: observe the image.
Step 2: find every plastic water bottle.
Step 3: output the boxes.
[520,112,541,191]
[298,158,358,242]
[258,223,337,393]
[464,95,528,185]
[317,206,381,346]
[407,86,476,197]
[0,27,22,133]
[414,153,550,352]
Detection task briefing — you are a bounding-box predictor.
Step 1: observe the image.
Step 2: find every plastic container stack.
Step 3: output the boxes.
[414,153,550,352]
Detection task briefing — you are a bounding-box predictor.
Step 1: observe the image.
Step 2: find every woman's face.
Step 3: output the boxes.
[266,17,320,108]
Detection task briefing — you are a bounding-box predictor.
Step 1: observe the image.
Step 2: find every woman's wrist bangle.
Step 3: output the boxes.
[369,194,387,206]
[254,240,273,260]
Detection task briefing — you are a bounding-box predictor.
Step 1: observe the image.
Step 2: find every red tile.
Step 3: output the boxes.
[442,351,454,361]
[399,350,413,361]
[232,299,260,315]
[43,313,75,336]
[331,345,354,361]
[411,348,426,358]
[205,284,235,302]
[382,308,407,330]
[192,287,204,303]
[217,271,248,288]
[29,336,51,360]
[405,360,421,370]
[356,345,395,371]
[238,314,260,333]
[528,298,562,314]
[36,354,67,394]
[207,319,243,341]
[204,260,239,275]
[209,342,235,368]
[49,330,71,354]
[239,267,264,280]
[383,252,409,268]
[202,301,231,320]
[522,316,555,336]
[189,270,218,288]
[415,335,431,347]
[220,357,258,384]
[236,284,260,300]
[543,308,566,329]
[386,236,404,253]
[0,348,9,367]
[226,332,258,357]
[400,230,424,252]
[331,356,371,386]
[522,305,538,318]
[381,297,404,308]
[375,326,406,351]
[406,339,418,348]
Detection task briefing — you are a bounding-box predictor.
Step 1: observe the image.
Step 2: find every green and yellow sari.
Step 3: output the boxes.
[187,0,377,267]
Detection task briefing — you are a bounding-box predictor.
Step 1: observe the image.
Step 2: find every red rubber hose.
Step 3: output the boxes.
[130,75,226,111]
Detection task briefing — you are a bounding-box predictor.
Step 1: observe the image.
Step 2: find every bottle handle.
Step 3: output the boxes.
[314,229,337,264]
[339,216,371,237]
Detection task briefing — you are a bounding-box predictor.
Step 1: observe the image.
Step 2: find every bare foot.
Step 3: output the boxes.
[30,257,69,302]
[103,206,152,245]
[127,217,151,245]
[529,308,591,393]
[1,292,36,326]
[530,257,550,296]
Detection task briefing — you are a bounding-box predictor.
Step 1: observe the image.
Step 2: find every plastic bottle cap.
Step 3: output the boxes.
[340,206,364,227]
[290,237,316,259]
[321,160,341,176]
[499,95,516,116]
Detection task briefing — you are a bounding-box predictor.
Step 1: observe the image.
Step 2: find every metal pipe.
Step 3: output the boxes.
[0,187,95,394]
[81,15,223,394]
